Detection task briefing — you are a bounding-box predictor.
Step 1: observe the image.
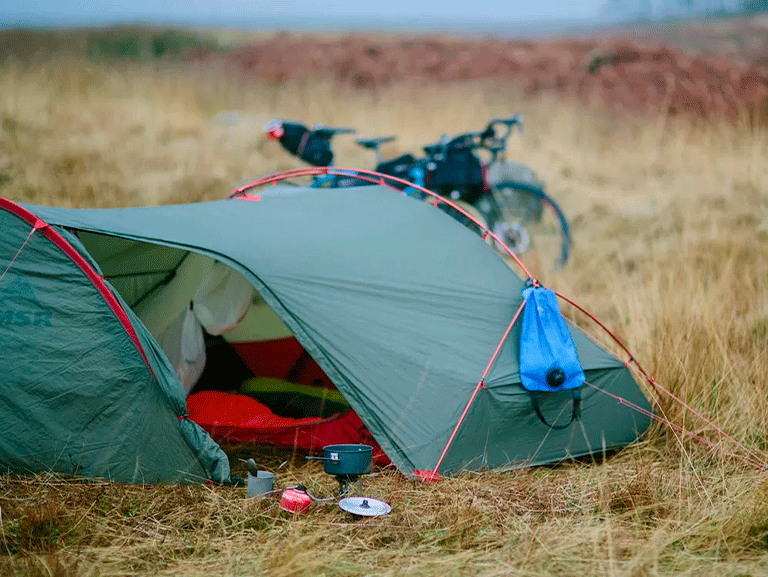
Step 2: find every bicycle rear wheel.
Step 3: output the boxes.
[490,180,572,274]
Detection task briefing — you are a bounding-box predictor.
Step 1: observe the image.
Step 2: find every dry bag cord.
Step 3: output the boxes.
[584,381,768,471]
[556,289,768,471]
[431,298,528,475]
[0,220,44,288]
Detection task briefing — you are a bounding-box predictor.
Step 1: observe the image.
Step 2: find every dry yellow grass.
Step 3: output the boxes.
[3,40,768,576]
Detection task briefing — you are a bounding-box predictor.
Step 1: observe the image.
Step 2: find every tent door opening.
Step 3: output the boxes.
[72,233,351,423]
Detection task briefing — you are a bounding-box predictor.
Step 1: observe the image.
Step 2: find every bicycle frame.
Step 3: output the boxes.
[264,116,571,270]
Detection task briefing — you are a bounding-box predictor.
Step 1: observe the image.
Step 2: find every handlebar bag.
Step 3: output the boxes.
[278,122,334,167]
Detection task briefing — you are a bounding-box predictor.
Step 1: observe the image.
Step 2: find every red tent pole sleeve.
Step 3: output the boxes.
[0,198,157,382]
[426,298,527,477]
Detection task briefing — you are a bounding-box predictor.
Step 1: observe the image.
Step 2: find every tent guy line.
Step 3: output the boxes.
[585,380,768,471]
[0,216,42,287]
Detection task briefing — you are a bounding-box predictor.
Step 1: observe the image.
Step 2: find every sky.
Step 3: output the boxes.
[1,0,624,31]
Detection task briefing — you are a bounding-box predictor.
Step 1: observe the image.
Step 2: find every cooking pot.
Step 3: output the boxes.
[306,444,373,477]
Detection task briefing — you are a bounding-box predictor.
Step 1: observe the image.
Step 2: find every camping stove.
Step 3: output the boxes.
[305,444,373,495]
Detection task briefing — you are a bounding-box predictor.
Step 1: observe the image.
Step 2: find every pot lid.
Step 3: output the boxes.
[338,497,391,517]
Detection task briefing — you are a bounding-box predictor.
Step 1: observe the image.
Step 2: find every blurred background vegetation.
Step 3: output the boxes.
[0,26,221,61]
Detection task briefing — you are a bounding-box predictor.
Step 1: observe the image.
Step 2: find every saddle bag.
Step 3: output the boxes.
[278,123,334,167]
[376,153,416,181]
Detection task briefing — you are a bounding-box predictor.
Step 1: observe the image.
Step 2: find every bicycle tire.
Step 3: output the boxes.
[486,161,545,193]
[490,180,572,272]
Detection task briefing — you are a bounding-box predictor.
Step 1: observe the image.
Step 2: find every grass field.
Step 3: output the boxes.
[2,30,768,576]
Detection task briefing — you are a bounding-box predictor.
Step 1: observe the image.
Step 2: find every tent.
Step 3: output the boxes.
[0,183,652,481]
[0,199,229,484]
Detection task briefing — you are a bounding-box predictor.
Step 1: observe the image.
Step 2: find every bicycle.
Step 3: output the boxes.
[356,116,571,271]
[264,117,571,272]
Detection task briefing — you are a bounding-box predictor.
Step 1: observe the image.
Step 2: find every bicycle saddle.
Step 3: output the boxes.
[312,125,356,138]
[355,136,396,149]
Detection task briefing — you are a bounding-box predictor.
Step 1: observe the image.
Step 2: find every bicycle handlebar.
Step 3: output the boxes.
[418,115,525,160]
[488,114,524,130]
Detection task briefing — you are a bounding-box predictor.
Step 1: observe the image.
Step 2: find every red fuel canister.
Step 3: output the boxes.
[279,485,312,514]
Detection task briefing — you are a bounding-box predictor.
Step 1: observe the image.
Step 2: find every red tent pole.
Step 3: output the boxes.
[230,166,536,280]
[424,298,527,478]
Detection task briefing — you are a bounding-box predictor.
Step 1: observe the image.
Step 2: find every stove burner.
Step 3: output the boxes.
[334,474,363,495]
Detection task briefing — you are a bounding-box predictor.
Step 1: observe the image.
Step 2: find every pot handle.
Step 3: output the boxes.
[305,453,340,462]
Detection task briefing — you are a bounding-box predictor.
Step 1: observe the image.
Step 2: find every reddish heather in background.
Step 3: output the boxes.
[188,29,768,125]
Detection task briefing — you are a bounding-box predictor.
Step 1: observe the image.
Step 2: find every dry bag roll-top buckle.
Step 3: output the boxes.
[529,367,582,430]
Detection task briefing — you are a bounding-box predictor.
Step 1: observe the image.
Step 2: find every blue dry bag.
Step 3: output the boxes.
[519,284,585,429]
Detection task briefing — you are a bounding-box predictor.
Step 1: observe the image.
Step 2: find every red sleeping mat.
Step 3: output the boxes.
[186,390,390,465]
